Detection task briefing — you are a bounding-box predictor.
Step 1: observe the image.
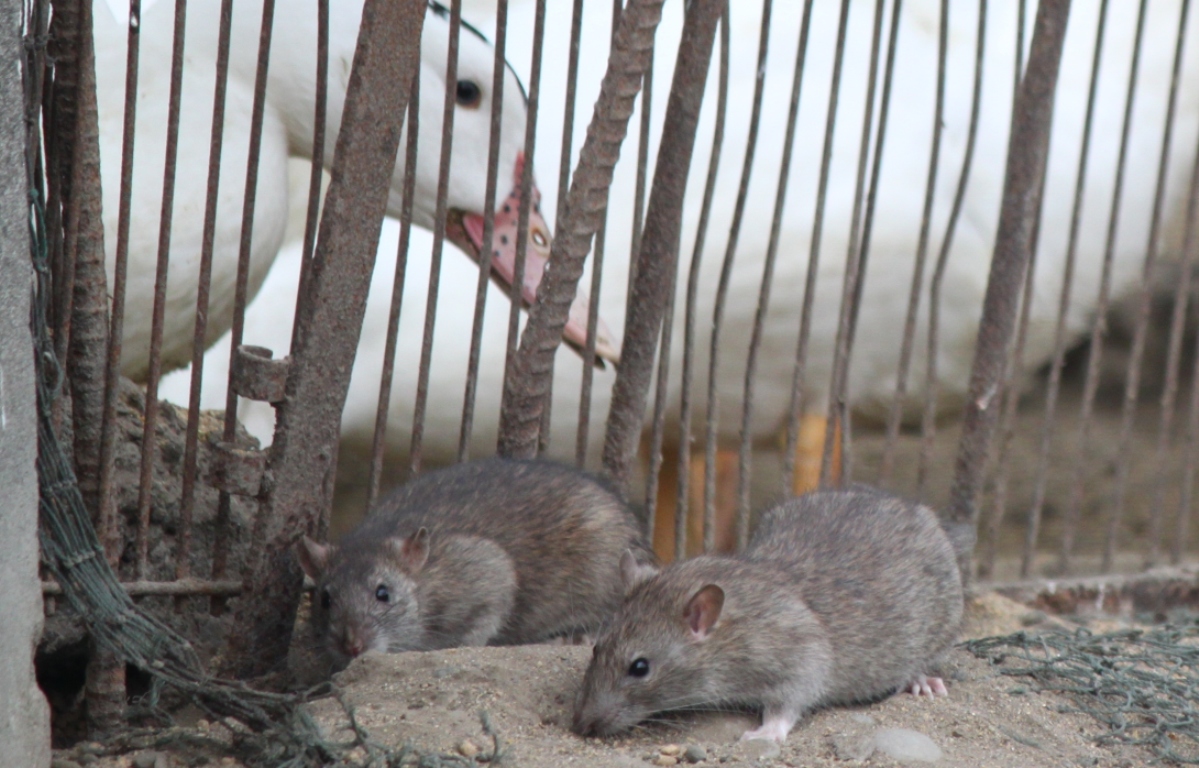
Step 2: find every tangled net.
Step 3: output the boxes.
[966,624,1199,764]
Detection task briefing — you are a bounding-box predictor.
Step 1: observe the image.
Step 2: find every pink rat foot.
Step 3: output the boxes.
[740,714,794,743]
[906,674,948,697]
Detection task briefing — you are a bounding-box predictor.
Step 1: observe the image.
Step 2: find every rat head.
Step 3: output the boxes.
[294,529,432,664]
[573,552,727,737]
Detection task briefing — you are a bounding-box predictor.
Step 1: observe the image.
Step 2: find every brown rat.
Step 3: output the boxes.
[573,486,965,743]
[296,457,655,666]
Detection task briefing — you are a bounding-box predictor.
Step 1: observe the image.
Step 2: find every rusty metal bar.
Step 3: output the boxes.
[781,0,853,498]
[294,0,331,330]
[47,0,124,736]
[1148,141,1199,566]
[225,0,429,678]
[134,0,189,580]
[982,0,1111,581]
[496,0,665,459]
[210,0,279,614]
[1103,0,1191,573]
[674,4,728,557]
[917,0,986,496]
[1175,286,1199,564]
[1058,0,1151,574]
[701,0,772,547]
[42,579,245,597]
[366,80,420,510]
[879,0,949,486]
[601,0,724,496]
[95,0,143,576]
[736,0,813,538]
[1164,143,1199,565]
[820,0,890,490]
[409,0,464,475]
[574,1,618,468]
[502,0,548,453]
[945,0,1072,583]
[176,0,236,586]
[458,0,511,461]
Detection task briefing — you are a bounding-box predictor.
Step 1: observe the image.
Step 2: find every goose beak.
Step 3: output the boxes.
[448,154,621,368]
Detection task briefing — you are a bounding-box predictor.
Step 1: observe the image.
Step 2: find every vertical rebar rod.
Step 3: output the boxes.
[1058,0,1151,574]
[136,0,189,580]
[177,0,236,591]
[677,3,729,557]
[294,0,330,335]
[699,0,771,549]
[821,0,894,489]
[946,0,1072,584]
[916,0,986,496]
[458,0,510,461]
[1102,0,1191,573]
[95,0,142,568]
[879,0,949,486]
[735,0,813,542]
[409,0,463,475]
[496,0,665,459]
[781,0,854,497]
[601,0,723,497]
[1148,149,1199,566]
[1006,0,1111,579]
[226,0,429,677]
[365,81,420,510]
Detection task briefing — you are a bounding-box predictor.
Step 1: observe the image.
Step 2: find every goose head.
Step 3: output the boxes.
[401,3,620,364]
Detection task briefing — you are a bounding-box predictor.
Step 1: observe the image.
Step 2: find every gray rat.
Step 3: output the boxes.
[573,486,965,743]
[296,457,655,666]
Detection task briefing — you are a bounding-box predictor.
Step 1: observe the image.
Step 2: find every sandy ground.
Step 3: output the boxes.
[53,593,1168,768]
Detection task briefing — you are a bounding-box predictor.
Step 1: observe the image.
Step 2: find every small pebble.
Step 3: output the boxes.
[133,752,160,768]
[660,745,682,757]
[683,745,708,763]
[653,757,678,767]
[732,738,780,762]
[873,728,943,763]
[831,733,875,762]
[458,740,479,758]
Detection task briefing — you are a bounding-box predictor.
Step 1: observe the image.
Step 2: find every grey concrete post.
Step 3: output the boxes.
[0,0,53,762]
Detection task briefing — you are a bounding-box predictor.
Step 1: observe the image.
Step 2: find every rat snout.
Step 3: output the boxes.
[571,692,632,738]
[338,625,371,659]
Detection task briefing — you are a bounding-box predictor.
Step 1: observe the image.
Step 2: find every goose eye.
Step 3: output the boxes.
[320,588,331,611]
[375,584,390,603]
[456,79,482,108]
[628,657,650,678]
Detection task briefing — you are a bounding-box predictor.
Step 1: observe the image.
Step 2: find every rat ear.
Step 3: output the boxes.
[295,536,332,580]
[388,528,430,575]
[683,584,724,640]
[620,550,658,593]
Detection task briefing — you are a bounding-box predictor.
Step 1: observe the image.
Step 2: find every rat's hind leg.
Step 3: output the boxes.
[740,709,799,743]
[905,674,948,697]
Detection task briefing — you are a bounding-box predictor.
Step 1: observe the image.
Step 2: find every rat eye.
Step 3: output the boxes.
[456,79,482,108]
[375,584,390,603]
[319,588,331,611]
[628,658,650,678]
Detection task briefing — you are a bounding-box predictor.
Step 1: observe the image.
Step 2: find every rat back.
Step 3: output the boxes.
[350,458,655,643]
[747,487,963,705]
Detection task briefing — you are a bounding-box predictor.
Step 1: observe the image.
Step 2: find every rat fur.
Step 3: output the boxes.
[573,486,964,742]
[296,458,655,665]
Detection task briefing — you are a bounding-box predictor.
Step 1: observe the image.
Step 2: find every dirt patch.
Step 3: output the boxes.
[52,593,1168,767]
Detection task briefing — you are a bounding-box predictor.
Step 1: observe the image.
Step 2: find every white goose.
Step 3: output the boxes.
[173,0,1199,535]
[95,0,611,382]
[625,0,1199,554]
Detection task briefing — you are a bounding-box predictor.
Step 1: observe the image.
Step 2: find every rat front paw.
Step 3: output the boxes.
[905,674,948,697]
